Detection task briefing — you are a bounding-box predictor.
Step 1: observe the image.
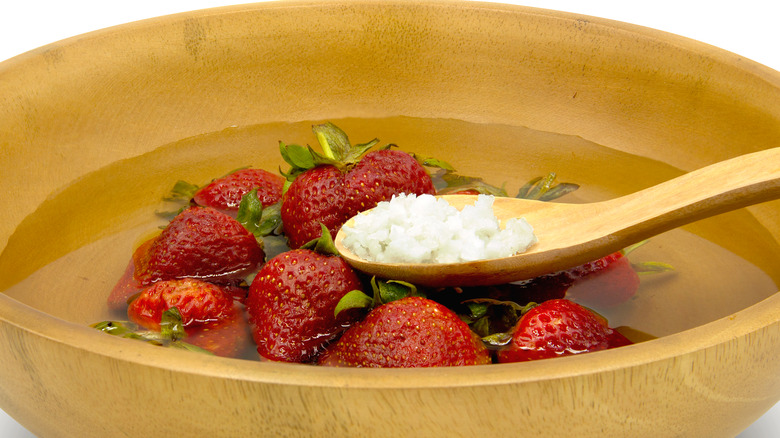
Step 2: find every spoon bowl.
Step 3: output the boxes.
[335,147,780,287]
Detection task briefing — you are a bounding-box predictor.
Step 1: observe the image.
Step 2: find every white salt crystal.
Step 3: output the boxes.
[340,193,537,264]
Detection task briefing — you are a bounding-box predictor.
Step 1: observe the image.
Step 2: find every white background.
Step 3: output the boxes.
[1,1,778,437]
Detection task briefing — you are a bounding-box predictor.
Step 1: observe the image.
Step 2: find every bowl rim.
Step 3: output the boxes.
[4,0,780,78]
[1,0,779,390]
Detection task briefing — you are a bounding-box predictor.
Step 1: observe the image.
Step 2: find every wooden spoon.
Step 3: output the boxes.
[334,147,780,287]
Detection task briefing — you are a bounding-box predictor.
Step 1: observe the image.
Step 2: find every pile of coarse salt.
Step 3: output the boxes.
[340,193,537,264]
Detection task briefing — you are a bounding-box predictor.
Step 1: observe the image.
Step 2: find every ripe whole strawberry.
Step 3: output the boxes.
[497,299,632,363]
[496,250,653,309]
[281,165,350,249]
[133,206,265,287]
[186,308,254,358]
[280,123,436,248]
[192,168,284,214]
[564,252,640,308]
[318,296,491,368]
[123,278,252,357]
[564,244,673,308]
[246,247,365,363]
[342,148,435,213]
[128,278,234,331]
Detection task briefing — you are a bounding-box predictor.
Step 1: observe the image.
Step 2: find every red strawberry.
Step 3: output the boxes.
[107,235,251,310]
[564,253,640,308]
[280,165,350,249]
[559,251,626,282]
[497,299,632,363]
[246,248,365,363]
[128,278,235,331]
[192,168,284,215]
[124,278,252,357]
[318,296,492,368]
[185,308,255,358]
[107,249,146,311]
[499,251,636,309]
[279,123,436,248]
[342,149,436,213]
[133,206,265,286]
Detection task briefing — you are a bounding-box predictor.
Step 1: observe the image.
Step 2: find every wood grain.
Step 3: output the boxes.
[0,2,778,437]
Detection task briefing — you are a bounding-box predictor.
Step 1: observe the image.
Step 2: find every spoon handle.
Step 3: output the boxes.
[598,147,780,245]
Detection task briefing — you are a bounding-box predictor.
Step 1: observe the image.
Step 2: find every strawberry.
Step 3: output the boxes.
[192,168,284,215]
[436,253,629,325]
[245,231,365,363]
[280,165,350,249]
[486,244,671,310]
[497,299,632,363]
[127,278,235,330]
[123,278,252,357]
[107,249,146,311]
[107,233,251,310]
[342,148,436,213]
[279,123,436,248]
[563,253,640,308]
[133,206,265,287]
[185,308,255,358]
[561,243,673,308]
[318,296,492,368]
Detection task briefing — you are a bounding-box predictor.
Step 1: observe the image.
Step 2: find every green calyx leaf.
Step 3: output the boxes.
[236,190,282,240]
[332,276,425,318]
[434,170,510,196]
[313,122,351,161]
[410,153,456,172]
[160,307,187,341]
[301,223,340,256]
[459,298,537,338]
[620,240,675,275]
[236,191,283,239]
[371,277,422,306]
[91,314,213,355]
[632,261,675,275]
[278,142,334,181]
[333,290,374,317]
[464,301,490,320]
[236,188,264,236]
[430,161,579,201]
[165,180,200,201]
[313,122,379,164]
[481,332,513,347]
[279,123,381,184]
[92,320,149,341]
[516,172,579,201]
[279,142,317,170]
[168,341,214,354]
[156,179,200,220]
[257,202,283,236]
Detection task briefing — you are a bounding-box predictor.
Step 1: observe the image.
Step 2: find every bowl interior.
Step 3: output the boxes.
[1,117,779,340]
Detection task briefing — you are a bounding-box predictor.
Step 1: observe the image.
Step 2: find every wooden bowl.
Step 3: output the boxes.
[1,2,779,436]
